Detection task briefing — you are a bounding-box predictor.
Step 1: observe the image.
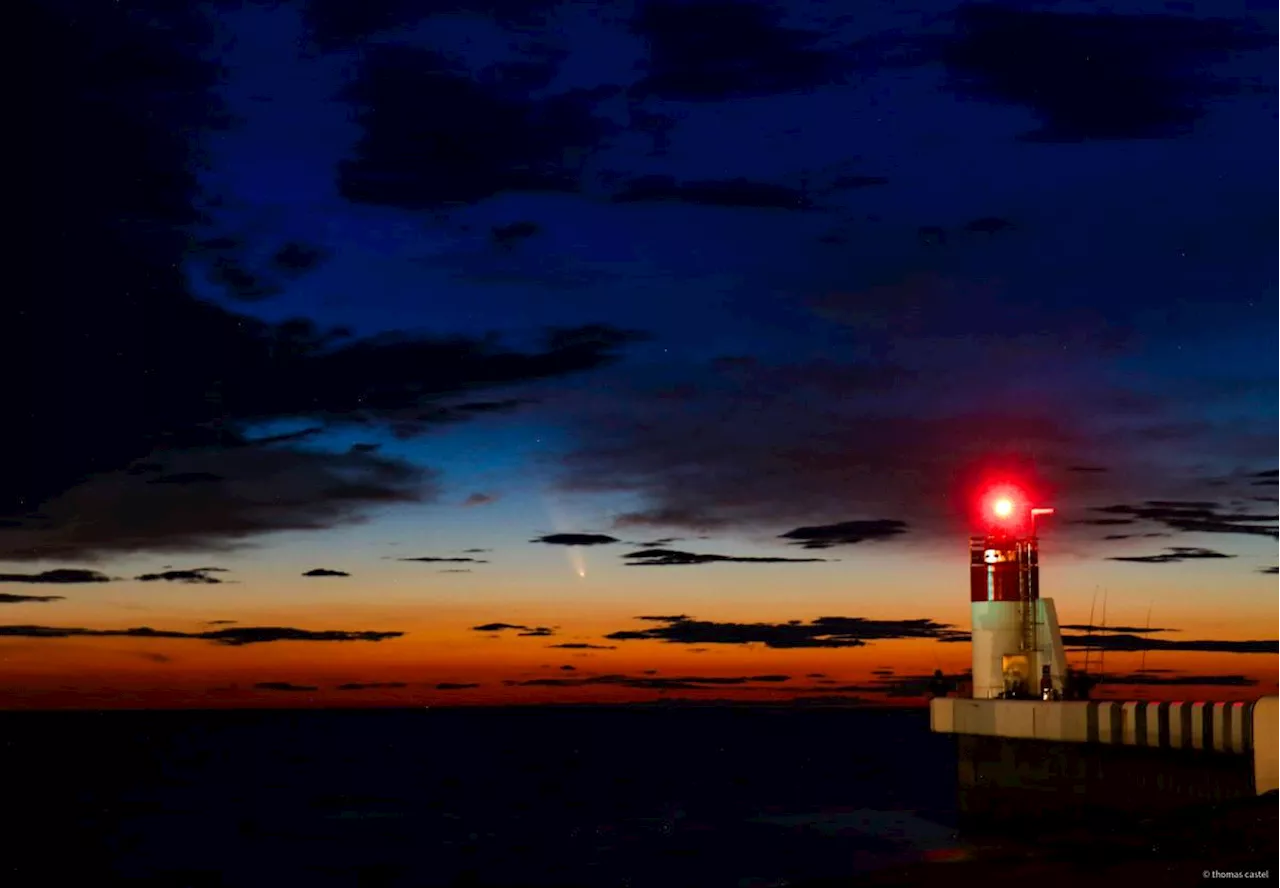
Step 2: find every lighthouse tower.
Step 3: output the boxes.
[968,492,1067,699]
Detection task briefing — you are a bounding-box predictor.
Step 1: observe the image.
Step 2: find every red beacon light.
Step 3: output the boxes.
[980,488,1054,535]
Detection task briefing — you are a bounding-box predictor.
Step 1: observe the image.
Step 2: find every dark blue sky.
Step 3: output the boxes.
[191,0,1276,539]
[13,0,1277,565]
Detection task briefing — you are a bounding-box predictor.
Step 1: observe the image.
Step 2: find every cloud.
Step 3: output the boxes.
[783,670,975,699]
[547,643,616,650]
[255,682,319,692]
[335,682,408,690]
[502,673,795,690]
[623,548,825,566]
[1060,624,1177,634]
[438,569,472,573]
[0,624,403,646]
[398,556,488,563]
[1108,546,1237,564]
[560,665,576,671]
[473,622,556,637]
[393,399,533,433]
[10,6,640,561]
[338,45,612,208]
[462,493,497,507]
[3,445,440,562]
[0,594,65,604]
[532,533,620,546]
[1261,566,1278,574]
[204,619,237,626]
[491,222,540,248]
[302,568,350,577]
[611,176,812,211]
[300,0,430,50]
[138,651,174,663]
[193,236,333,304]
[630,0,851,101]
[1062,634,1277,654]
[1089,502,1278,538]
[302,0,559,51]
[135,568,228,584]
[0,569,112,584]
[271,242,331,274]
[927,5,1272,141]
[146,472,226,485]
[1068,466,1109,474]
[777,519,908,550]
[557,363,1108,542]
[1102,673,1259,687]
[434,682,481,690]
[205,256,281,302]
[602,615,966,649]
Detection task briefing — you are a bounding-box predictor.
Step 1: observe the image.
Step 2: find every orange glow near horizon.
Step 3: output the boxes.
[0,602,1274,709]
[0,528,1274,710]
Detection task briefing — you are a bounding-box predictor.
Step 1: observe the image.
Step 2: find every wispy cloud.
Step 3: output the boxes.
[603,615,966,649]
[0,624,404,646]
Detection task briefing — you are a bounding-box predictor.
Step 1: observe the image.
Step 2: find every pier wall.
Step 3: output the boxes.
[931,697,1262,755]
[932,696,1278,828]
[1254,696,1278,795]
[953,733,1258,829]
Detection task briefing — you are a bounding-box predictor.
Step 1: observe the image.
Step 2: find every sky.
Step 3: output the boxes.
[7,0,1277,709]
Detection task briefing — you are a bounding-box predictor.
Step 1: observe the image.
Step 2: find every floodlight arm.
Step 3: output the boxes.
[1030,507,1055,538]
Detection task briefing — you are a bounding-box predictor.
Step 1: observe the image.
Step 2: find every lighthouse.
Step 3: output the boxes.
[968,489,1067,699]
[934,488,1278,824]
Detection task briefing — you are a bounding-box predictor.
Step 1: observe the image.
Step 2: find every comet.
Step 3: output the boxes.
[541,491,589,579]
[568,547,587,579]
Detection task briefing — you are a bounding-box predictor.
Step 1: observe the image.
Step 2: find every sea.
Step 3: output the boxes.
[3,705,962,888]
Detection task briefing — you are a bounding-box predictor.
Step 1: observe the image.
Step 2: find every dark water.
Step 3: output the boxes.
[4,706,959,887]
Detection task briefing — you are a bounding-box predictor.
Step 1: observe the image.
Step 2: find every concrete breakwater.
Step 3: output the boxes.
[931,696,1278,827]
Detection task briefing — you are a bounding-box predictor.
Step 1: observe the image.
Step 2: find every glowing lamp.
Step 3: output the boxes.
[992,498,1014,519]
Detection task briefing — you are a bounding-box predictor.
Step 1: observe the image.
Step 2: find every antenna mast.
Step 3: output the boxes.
[1084,586,1098,676]
[1139,601,1153,677]
[1097,589,1109,691]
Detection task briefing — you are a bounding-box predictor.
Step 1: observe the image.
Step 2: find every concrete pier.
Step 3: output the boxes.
[931,696,1279,827]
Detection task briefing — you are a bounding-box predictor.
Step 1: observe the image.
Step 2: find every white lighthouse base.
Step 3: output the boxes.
[970,597,1067,699]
